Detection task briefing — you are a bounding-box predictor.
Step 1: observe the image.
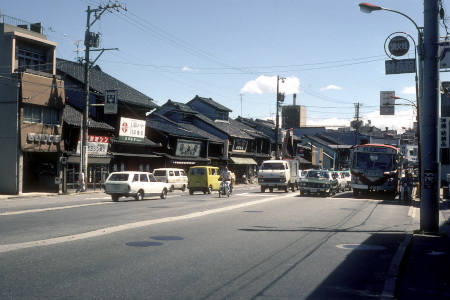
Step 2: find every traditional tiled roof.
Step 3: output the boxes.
[149,113,224,143]
[110,136,161,147]
[178,123,224,143]
[194,114,254,139]
[302,135,333,147]
[147,116,206,140]
[154,152,210,163]
[57,59,159,109]
[187,95,232,112]
[162,100,198,114]
[63,105,115,130]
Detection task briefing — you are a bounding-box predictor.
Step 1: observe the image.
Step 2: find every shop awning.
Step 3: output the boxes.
[230,157,257,165]
[67,156,111,164]
[111,152,161,158]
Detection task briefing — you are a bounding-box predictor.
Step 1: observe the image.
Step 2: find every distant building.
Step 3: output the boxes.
[282,105,307,129]
[281,94,307,129]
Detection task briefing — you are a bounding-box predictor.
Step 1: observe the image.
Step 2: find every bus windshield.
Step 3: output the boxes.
[353,152,395,171]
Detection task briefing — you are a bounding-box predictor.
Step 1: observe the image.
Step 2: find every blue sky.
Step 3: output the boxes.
[3,0,447,132]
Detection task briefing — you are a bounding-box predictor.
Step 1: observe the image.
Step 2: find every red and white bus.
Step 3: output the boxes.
[350,144,404,198]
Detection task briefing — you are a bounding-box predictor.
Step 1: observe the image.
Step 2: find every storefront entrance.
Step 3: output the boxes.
[22,152,59,193]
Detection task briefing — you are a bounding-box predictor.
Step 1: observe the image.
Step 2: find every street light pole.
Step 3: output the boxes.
[359,2,440,233]
[389,95,417,109]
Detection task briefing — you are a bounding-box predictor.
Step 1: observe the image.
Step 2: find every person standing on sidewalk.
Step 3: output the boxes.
[77,171,86,192]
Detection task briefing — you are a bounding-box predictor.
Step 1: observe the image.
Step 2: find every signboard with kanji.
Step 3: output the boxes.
[441,117,449,148]
[385,59,416,74]
[380,91,395,115]
[77,135,110,155]
[119,117,146,142]
[388,36,410,57]
[233,138,248,152]
[175,140,201,157]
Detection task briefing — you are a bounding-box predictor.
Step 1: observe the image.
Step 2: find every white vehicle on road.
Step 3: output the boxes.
[104,172,170,202]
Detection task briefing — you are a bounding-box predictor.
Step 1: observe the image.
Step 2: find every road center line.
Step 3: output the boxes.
[0,194,289,253]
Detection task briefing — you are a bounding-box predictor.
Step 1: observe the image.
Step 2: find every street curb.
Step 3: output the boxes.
[381,232,413,300]
[0,191,104,200]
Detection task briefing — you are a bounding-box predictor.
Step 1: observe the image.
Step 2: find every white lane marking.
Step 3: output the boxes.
[0,194,290,253]
[409,205,417,218]
[237,193,280,196]
[0,202,112,216]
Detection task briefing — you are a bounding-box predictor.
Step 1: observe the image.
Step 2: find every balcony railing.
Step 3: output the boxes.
[1,13,43,34]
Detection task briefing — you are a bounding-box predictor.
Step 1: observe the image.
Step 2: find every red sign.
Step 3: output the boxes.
[79,135,110,143]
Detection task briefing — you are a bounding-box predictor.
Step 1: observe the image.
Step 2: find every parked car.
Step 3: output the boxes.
[153,168,188,192]
[104,171,170,202]
[340,170,352,191]
[300,169,312,178]
[187,166,221,195]
[332,171,348,193]
[299,170,338,197]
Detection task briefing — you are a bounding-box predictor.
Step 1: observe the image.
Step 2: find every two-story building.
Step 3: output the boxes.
[56,58,162,191]
[155,96,272,178]
[0,15,65,194]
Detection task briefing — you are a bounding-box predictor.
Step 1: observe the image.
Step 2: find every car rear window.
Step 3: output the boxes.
[109,174,129,181]
[190,168,206,175]
[261,163,285,170]
[153,170,165,176]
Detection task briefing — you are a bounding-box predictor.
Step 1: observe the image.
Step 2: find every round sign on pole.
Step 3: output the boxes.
[388,36,410,57]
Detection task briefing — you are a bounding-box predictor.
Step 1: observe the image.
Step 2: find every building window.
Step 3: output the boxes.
[216,111,228,121]
[18,49,49,72]
[24,104,60,125]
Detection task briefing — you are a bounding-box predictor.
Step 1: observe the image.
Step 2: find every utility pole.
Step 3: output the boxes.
[275,76,285,159]
[420,0,440,232]
[80,3,125,191]
[354,103,362,145]
[240,93,243,117]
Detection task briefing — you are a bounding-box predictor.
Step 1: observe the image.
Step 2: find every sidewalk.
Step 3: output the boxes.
[0,190,103,200]
[394,193,450,299]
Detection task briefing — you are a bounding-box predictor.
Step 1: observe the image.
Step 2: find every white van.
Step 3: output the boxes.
[153,168,188,192]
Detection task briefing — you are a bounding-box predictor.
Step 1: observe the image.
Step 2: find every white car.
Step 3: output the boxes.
[340,170,352,191]
[104,172,170,202]
[332,171,348,193]
[153,168,188,192]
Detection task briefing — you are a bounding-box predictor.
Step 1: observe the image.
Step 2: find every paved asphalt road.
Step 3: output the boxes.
[0,186,416,299]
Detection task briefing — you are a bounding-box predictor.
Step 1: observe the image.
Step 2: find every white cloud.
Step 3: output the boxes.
[241,75,300,95]
[401,86,416,94]
[321,84,342,91]
[305,108,416,133]
[182,66,193,72]
[306,117,349,128]
[363,109,416,132]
